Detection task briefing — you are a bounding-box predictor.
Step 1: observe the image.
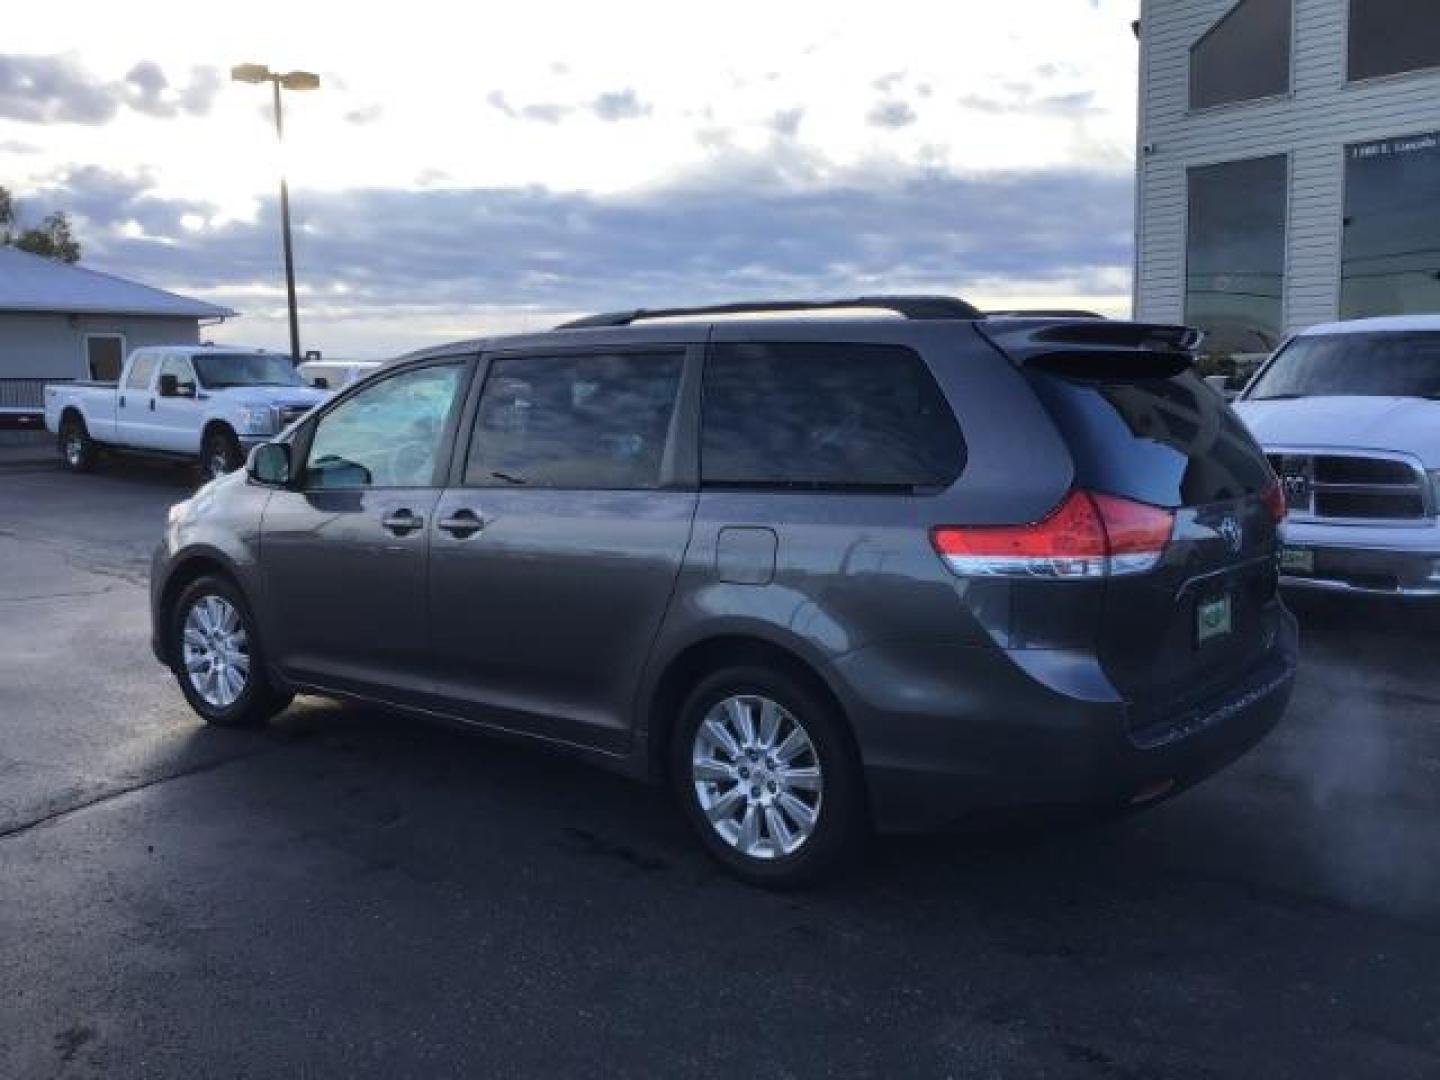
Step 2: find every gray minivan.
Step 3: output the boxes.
[150,297,1297,885]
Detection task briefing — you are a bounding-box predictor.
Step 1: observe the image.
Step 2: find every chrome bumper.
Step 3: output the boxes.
[1279,520,1440,598]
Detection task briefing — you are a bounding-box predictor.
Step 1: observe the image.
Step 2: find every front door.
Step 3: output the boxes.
[426,347,698,751]
[152,355,201,453]
[260,358,471,698]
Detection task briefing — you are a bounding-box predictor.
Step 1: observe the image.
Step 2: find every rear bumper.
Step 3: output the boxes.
[831,611,1298,832]
[1278,520,1440,597]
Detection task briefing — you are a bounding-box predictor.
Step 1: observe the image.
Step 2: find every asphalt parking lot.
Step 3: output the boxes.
[1,453,1437,1078]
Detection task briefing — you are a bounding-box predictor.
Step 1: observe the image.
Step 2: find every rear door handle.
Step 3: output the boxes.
[381,509,424,536]
[437,509,485,538]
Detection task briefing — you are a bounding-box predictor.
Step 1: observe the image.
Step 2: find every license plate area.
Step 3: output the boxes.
[1196,592,1233,647]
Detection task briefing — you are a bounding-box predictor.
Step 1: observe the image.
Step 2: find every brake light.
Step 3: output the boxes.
[1260,476,1287,525]
[931,490,1175,578]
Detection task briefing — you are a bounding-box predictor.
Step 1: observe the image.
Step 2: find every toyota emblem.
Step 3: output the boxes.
[1218,514,1243,555]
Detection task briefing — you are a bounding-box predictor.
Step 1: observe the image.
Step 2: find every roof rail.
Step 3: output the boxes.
[555,294,983,329]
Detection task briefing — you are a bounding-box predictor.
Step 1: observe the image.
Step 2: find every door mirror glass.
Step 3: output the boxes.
[249,441,292,485]
[157,373,179,397]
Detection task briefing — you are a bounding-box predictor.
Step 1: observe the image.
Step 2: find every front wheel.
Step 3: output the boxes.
[169,575,291,727]
[58,414,98,472]
[199,427,243,482]
[671,665,866,888]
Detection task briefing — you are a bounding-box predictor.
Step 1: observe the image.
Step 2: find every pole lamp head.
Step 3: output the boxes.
[280,71,321,91]
[231,63,272,84]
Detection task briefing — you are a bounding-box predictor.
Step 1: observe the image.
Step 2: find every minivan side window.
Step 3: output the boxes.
[306,363,463,489]
[125,354,158,390]
[465,351,683,489]
[701,342,965,490]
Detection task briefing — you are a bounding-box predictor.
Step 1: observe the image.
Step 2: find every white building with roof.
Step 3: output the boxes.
[0,246,234,433]
[1134,0,1440,354]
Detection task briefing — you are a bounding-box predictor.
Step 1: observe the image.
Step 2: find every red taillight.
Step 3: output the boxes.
[1260,476,1287,525]
[931,490,1175,579]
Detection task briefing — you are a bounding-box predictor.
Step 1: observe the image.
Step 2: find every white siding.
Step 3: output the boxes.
[0,312,201,380]
[1136,0,1440,333]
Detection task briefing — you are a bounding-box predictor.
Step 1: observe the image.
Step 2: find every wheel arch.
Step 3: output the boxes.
[156,549,248,658]
[644,633,862,786]
[200,418,239,450]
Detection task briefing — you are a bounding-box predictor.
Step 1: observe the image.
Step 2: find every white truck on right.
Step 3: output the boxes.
[1233,315,1440,597]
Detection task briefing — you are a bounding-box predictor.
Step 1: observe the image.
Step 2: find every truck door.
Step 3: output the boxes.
[152,355,202,453]
[117,351,160,448]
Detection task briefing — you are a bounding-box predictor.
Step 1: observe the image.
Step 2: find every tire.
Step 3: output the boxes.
[200,427,243,482]
[168,574,292,727]
[670,664,866,888]
[58,414,98,473]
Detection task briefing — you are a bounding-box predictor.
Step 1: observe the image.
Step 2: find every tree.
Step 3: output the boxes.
[0,185,82,263]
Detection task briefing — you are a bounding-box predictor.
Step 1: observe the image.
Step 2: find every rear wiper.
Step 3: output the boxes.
[490,471,527,486]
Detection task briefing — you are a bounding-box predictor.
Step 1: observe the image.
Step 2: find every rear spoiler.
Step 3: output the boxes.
[976,317,1202,378]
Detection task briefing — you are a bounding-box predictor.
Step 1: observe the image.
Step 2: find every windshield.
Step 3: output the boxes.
[193,353,303,389]
[1246,332,1440,400]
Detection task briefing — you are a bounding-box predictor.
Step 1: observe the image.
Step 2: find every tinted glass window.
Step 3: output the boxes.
[1028,368,1271,507]
[1341,132,1440,319]
[701,342,964,489]
[194,353,303,388]
[1185,155,1288,355]
[125,354,157,390]
[1349,0,1440,81]
[307,364,463,489]
[465,352,682,489]
[1246,333,1440,399]
[1190,0,1291,110]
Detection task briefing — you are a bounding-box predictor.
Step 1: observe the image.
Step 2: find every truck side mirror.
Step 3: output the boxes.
[248,441,292,486]
[313,376,330,389]
[157,373,179,397]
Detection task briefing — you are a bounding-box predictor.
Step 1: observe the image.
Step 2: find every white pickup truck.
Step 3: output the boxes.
[45,345,328,481]
[1233,314,1440,597]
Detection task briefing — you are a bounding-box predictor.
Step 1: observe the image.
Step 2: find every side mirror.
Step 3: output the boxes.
[313,376,330,390]
[157,373,179,397]
[248,441,292,486]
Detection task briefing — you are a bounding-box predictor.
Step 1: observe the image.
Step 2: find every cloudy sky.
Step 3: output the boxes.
[2,0,1141,358]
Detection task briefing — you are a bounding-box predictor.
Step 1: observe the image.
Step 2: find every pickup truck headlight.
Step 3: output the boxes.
[236,406,277,436]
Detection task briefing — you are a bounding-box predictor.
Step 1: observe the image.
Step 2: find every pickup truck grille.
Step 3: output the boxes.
[1267,452,1430,522]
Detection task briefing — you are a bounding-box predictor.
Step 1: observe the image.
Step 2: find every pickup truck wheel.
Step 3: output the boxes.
[200,428,243,481]
[169,575,292,727]
[58,415,98,473]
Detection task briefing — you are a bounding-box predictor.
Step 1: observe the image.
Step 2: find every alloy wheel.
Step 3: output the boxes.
[181,595,251,708]
[691,694,824,860]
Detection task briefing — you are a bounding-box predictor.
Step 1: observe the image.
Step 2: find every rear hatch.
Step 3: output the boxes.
[978,319,1284,723]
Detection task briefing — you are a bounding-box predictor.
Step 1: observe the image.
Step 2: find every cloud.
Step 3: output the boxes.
[35,156,1132,346]
[0,54,221,125]
[591,88,650,121]
[768,108,804,138]
[344,103,384,125]
[867,100,917,129]
[486,90,573,123]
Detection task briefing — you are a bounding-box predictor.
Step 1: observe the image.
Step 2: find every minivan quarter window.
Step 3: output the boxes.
[465,351,684,489]
[305,362,464,489]
[701,341,965,490]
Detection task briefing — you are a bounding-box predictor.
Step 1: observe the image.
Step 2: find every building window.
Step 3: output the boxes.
[1190,0,1291,110]
[1185,155,1288,355]
[1341,131,1440,319]
[85,335,124,382]
[1349,0,1440,82]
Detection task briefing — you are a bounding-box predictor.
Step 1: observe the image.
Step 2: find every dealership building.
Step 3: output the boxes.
[1134,0,1440,354]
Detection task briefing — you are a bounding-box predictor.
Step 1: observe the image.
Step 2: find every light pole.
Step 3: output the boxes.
[231,63,320,364]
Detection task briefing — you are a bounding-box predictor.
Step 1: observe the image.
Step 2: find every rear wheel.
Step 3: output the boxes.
[200,427,243,482]
[58,414,98,472]
[169,575,291,727]
[671,665,865,887]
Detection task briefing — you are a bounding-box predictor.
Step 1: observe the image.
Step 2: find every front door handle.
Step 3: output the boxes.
[437,509,485,538]
[381,509,424,536]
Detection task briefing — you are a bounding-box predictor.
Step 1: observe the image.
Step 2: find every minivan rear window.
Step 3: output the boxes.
[1026,366,1270,508]
[701,342,965,491]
